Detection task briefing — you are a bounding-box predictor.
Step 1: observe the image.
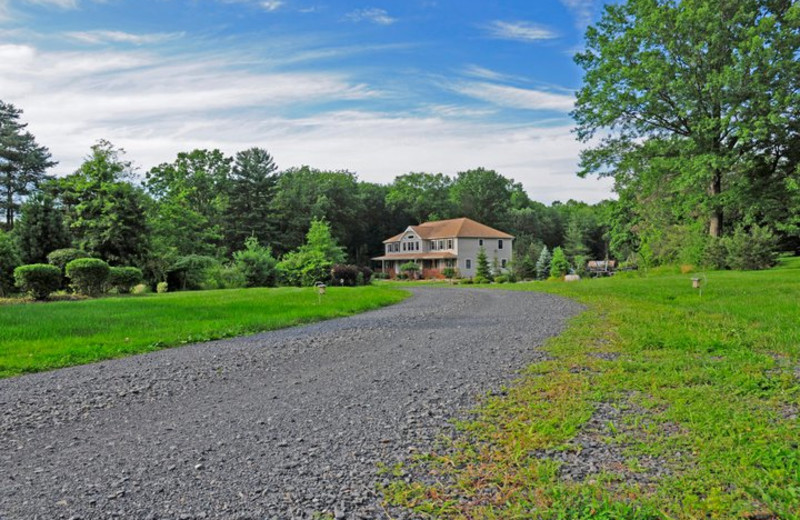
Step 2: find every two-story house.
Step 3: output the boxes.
[373,217,514,278]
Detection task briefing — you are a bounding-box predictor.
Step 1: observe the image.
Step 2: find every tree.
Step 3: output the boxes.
[386,172,454,224]
[233,236,278,287]
[535,246,552,280]
[0,230,21,295]
[277,219,345,287]
[450,168,515,229]
[476,246,493,281]
[550,247,569,278]
[13,193,70,264]
[54,141,150,265]
[0,101,56,229]
[573,0,800,239]
[146,149,232,257]
[225,148,279,252]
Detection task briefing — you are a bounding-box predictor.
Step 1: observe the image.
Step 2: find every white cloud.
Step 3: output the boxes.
[345,8,396,25]
[455,82,575,112]
[0,42,611,203]
[485,20,558,42]
[65,30,184,45]
[560,0,595,28]
[260,0,283,11]
[24,0,78,8]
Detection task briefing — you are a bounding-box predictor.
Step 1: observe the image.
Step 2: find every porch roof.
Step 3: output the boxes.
[371,252,457,261]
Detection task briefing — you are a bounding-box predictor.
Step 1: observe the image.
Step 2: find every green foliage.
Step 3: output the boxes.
[47,248,89,271]
[573,0,800,242]
[277,219,346,287]
[201,263,247,290]
[107,267,143,294]
[473,275,490,284]
[13,193,70,264]
[450,168,516,230]
[386,172,454,223]
[0,231,22,296]
[168,255,219,291]
[65,258,110,296]
[399,261,420,272]
[331,264,360,286]
[549,246,569,278]
[572,254,589,278]
[14,263,60,300]
[494,274,509,284]
[156,281,168,293]
[225,148,279,253]
[233,237,278,288]
[442,267,456,279]
[476,246,493,281]
[535,246,552,280]
[0,100,56,229]
[723,224,780,271]
[53,140,149,265]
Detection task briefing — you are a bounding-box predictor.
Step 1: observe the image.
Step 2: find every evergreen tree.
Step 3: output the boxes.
[0,230,21,296]
[476,246,493,281]
[225,148,279,252]
[0,101,56,229]
[535,246,552,280]
[14,193,70,264]
[550,247,570,278]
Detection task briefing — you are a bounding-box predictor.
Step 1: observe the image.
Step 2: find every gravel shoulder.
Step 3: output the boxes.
[0,287,582,520]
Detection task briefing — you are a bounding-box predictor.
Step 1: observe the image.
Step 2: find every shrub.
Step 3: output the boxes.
[0,231,22,296]
[476,247,493,282]
[473,275,490,284]
[233,237,278,288]
[203,264,246,290]
[331,264,360,286]
[550,247,569,279]
[156,281,169,293]
[494,275,509,284]
[66,258,111,296]
[359,266,373,285]
[167,255,219,291]
[107,266,143,294]
[373,271,390,280]
[132,283,150,295]
[573,255,589,278]
[701,236,728,270]
[277,250,332,287]
[461,278,474,285]
[724,224,779,271]
[14,264,61,300]
[442,267,456,279]
[47,248,90,271]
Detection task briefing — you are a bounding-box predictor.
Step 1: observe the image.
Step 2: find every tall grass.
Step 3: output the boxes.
[0,285,408,378]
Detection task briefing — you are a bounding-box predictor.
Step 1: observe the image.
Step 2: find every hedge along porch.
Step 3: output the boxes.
[373,217,513,279]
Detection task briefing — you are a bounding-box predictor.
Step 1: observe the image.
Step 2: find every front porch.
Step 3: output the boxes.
[372,254,457,279]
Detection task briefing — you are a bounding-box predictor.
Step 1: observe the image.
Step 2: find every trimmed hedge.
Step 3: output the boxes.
[47,248,90,271]
[14,264,61,300]
[66,258,110,296]
[108,267,143,294]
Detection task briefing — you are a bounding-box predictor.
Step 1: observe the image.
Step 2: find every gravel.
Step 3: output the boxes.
[0,287,582,520]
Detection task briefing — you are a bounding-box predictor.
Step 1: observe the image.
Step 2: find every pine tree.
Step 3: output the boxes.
[0,101,56,229]
[550,247,570,279]
[535,246,551,280]
[476,246,493,281]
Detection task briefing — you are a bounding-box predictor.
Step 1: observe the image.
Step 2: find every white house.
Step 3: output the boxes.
[372,217,514,278]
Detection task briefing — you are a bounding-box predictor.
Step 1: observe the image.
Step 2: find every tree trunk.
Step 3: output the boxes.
[708,170,722,237]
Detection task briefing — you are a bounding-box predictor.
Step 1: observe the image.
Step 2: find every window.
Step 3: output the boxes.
[439,240,444,249]
[466,259,472,269]
[479,239,483,246]
[447,239,453,249]
[416,242,420,251]
[403,242,407,251]
[431,241,437,251]
[498,240,503,249]
[502,259,507,268]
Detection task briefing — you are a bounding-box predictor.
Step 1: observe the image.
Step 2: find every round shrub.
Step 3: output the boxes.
[14,264,61,300]
[108,266,143,294]
[66,258,110,296]
[156,281,169,293]
[331,264,360,286]
[47,248,90,271]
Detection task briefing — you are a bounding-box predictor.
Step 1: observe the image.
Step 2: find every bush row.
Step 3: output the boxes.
[14,258,143,300]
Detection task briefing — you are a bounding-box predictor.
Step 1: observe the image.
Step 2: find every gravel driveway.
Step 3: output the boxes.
[0,287,582,520]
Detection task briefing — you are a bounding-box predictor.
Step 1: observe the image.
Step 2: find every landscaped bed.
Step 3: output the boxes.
[0,285,408,378]
[387,257,800,519]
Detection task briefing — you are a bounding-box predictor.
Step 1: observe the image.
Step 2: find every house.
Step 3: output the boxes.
[372,217,514,278]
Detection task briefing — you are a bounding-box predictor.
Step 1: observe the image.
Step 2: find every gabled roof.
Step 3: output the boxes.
[383,217,513,243]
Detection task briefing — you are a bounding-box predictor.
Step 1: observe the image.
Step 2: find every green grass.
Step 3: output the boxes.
[0,285,408,378]
[386,257,800,519]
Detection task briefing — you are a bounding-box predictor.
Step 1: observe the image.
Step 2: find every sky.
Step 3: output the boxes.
[0,0,615,203]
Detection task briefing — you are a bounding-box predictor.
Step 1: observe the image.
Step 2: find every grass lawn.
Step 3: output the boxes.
[0,285,408,378]
[387,257,800,519]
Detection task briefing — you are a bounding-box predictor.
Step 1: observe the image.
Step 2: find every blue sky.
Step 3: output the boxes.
[0,0,614,203]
